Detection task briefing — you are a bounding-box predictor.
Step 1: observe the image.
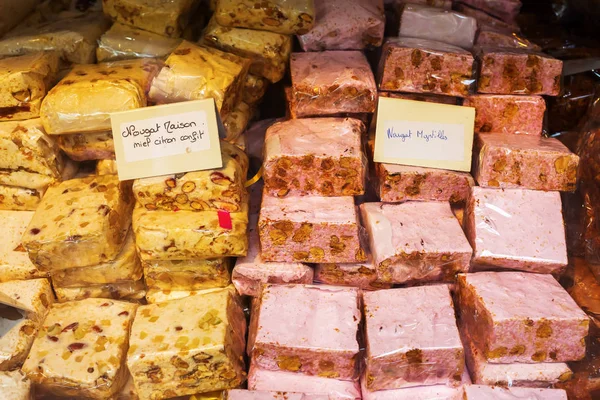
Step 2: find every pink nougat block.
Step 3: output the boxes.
[258,195,367,263]
[314,256,392,291]
[475,30,541,51]
[463,95,546,135]
[466,187,568,273]
[376,164,474,205]
[290,51,377,117]
[460,385,568,400]
[363,286,464,391]
[360,202,472,284]
[227,390,330,399]
[247,365,361,399]
[248,284,361,380]
[263,118,366,198]
[378,37,475,97]
[477,47,563,96]
[473,133,579,191]
[457,271,589,364]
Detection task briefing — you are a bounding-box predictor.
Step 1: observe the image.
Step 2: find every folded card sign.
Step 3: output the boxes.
[374,97,475,171]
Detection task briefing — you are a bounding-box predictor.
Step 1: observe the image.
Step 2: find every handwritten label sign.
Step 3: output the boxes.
[111,99,222,181]
[374,97,475,171]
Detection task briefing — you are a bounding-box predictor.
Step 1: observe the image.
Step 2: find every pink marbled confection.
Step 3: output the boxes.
[476,30,541,51]
[457,271,589,364]
[259,195,366,263]
[248,284,361,380]
[477,47,563,96]
[378,37,475,97]
[360,202,472,284]
[466,187,568,273]
[473,133,579,191]
[227,390,330,399]
[458,0,522,23]
[378,91,460,105]
[247,365,361,399]
[314,256,392,291]
[464,95,546,135]
[263,118,366,198]
[376,164,474,205]
[460,385,567,400]
[363,286,464,391]
[290,51,377,117]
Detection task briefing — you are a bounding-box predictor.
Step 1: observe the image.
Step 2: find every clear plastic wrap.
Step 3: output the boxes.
[464,95,546,135]
[460,384,568,399]
[0,0,39,37]
[21,298,137,399]
[242,74,269,106]
[454,3,519,34]
[475,30,541,51]
[548,72,599,134]
[22,175,134,271]
[465,187,568,273]
[473,133,579,191]
[127,287,247,398]
[263,118,366,198]
[224,101,254,143]
[0,211,46,283]
[215,0,315,35]
[0,185,44,211]
[314,256,392,291]
[102,0,197,38]
[457,0,521,23]
[363,286,463,391]
[57,131,114,161]
[53,280,146,302]
[95,159,118,176]
[0,370,32,399]
[457,271,588,364]
[245,119,278,163]
[290,51,377,117]
[143,258,231,291]
[378,37,475,97]
[360,202,472,285]
[221,139,250,178]
[40,58,161,135]
[297,0,384,51]
[148,42,250,119]
[96,22,182,62]
[258,195,367,263]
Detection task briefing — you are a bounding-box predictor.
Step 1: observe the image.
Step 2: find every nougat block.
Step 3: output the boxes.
[221,140,250,178]
[248,284,360,380]
[297,0,385,51]
[477,47,563,96]
[459,0,521,23]
[127,288,247,399]
[102,0,196,38]
[22,175,134,271]
[290,51,377,117]
[96,159,118,176]
[224,101,254,143]
[53,281,146,303]
[360,381,460,400]
[143,258,231,291]
[148,42,250,118]
[227,390,329,399]
[464,95,546,135]
[457,271,589,363]
[144,286,227,304]
[202,17,292,83]
[404,0,452,7]
[215,0,315,35]
[0,278,53,322]
[476,30,541,51]
[378,37,475,97]
[376,164,474,205]
[360,202,472,284]
[0,185,43,211]
[315,256,392,291]
[0,370,32,400]
[56,131,114,161]
[21,298,137,399]
[258,195,366,263]
[0,52,59,121]
[0,211,46,282]
[473,133,578,191]
[40,59,161,135]
[460,385,567,399]
[133,204,248,260]
[363,286,464,391]
[465,187,568,273]
[242,74,269,105]
[264,118,366,197]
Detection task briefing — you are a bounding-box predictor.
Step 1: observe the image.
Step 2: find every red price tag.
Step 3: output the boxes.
[218,210,232,230]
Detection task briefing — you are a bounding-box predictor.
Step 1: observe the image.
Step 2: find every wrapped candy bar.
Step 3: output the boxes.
[96,160,118,176]
[473,134,579,191]
[248,284,360,380]
[224,101,254,143]
[378,37,475,97]
[53,281,146,302]
[56,131,114,161]
[376,164,474,205]
[96,23,181,62]
[22,298,137,399]
[215,0,315,35]
[363,285,463,390]
[148,42,250,118]
[0,370,32,400]
[477,47,563,96]
[22,175,134,271]
[143,258,231,291]
[144,286,227,304]
[399,4,478,50]
[102,0,197,38]
[242,74,269,105]
[314,259,391,291]
[258,195,366,263]
[0,186,44,211]
[466,187,568,273]
[202,17,292,83]
[360,202,472,284]
[460,385,567,399]
[475,30,541,51]
[0,53,59,121]
[463,95,546,135]
[127,287,247,398]
[297,0,385,51]
[290,51,377,117]
[458,0,521,23]
[0,211,45,282]
[227,390,330,399]
[457,271,589,363]
[263,118,366,197]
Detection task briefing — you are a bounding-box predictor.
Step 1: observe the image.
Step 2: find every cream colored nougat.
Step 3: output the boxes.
[0,211,45,282]
[0,278,53,322]
[143,258,231,291]
[53,280,146,303]
[0,370,32,399]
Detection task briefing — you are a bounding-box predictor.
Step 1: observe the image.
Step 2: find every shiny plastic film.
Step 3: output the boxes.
[143,258,232,291]
[224,101,254,143]
[53,280,146,302]
[457,0,521,23]
[57,130,114,161]
[454,3,519,34]
[0,185,45,211]
[475,30,541,51]
[0,370,32,399]
[548,73,598,133]
[242,74,269,105]
[95,159,118,176]
[314,254,392,291]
